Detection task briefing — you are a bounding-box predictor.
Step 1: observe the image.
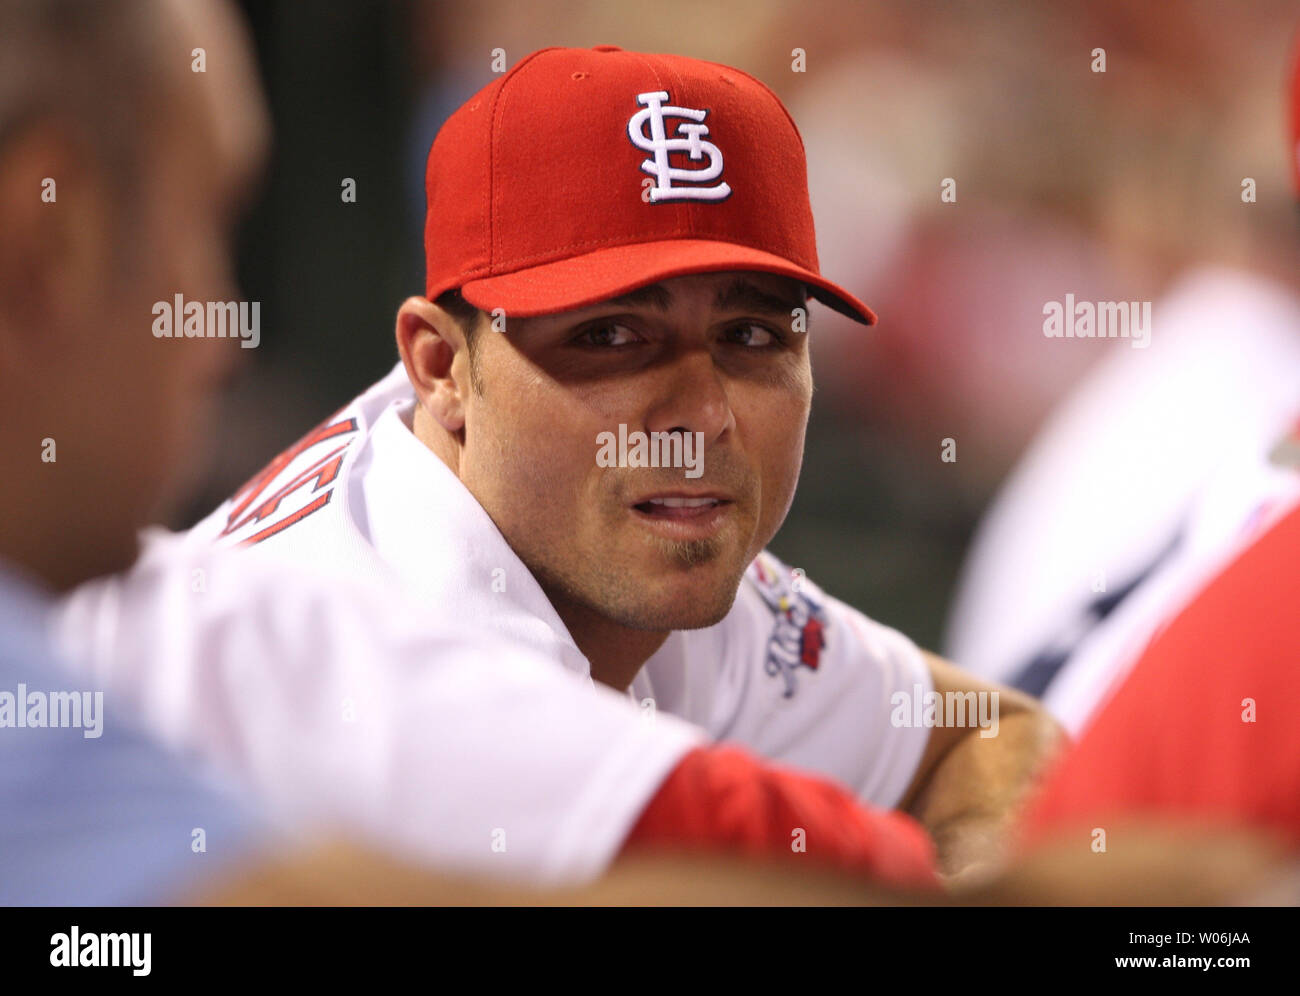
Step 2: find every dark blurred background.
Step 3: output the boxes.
[188,0,1299,650]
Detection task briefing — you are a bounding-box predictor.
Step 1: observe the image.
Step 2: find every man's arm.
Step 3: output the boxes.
[898,652,1067,880]
[622,745,940,889]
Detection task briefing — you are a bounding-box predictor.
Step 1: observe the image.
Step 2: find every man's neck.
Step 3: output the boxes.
[411,407,667,689]
[542,585,669,692]
[0,484,101,593]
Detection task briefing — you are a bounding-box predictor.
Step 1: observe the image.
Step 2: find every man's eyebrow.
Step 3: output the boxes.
[596,278,807,315]
[713,278,807,315]
[602,284,674,310]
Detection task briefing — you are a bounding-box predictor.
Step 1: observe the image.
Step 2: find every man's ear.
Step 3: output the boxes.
[0,120,113,349]
[395,295,470,433]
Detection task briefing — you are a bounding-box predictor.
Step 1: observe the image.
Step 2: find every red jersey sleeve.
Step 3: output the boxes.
[622,744,939,889]
[1018,499,1300,851]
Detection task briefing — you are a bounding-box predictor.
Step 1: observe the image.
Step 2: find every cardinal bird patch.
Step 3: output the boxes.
[750,554,828,698]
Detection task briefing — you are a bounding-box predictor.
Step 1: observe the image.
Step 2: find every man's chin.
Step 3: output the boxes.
[661,599,738,631]
[642,531,728,569]
[608,591,739,632]
[613,562,748,631]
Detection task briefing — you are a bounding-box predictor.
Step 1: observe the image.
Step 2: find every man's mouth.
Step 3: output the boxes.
[635,496,724,512]
[629,493,735,539]
[632,493,731,515]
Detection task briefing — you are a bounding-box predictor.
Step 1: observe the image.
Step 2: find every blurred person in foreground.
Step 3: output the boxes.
[1,0,955,900]
[0,0,283,904]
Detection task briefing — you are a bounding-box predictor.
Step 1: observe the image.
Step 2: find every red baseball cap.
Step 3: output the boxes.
[423,45,876,325]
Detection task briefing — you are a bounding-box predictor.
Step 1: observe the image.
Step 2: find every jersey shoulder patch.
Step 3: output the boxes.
[746,551,828,699]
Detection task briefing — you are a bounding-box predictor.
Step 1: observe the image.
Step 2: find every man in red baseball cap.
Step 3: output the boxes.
[175,46,1062,879]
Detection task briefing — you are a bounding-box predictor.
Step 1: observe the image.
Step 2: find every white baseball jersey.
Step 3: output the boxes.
[180,361,933,809]
[56,534,704,885]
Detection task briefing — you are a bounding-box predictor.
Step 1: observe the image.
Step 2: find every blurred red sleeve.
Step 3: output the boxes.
[622,745,939,889]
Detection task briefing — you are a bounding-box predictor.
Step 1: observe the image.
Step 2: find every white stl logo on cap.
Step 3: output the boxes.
[628,90,732,203]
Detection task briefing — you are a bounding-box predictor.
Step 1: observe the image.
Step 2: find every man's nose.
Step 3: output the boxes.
[642,349,736,444]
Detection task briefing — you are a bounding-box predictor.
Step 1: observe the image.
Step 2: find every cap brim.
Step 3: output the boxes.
[457,239,876,326]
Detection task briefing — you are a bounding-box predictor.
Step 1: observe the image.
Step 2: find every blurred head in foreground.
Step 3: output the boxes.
[0,0,268,589]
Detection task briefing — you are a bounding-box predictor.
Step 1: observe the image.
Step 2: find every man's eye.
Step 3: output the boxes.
[724,322,781,348]
[574,322,641,347]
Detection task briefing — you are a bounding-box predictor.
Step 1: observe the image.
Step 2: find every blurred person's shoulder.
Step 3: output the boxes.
[0,559,265,905]
[1034,406,1300,731]
[1018,480,1300,851]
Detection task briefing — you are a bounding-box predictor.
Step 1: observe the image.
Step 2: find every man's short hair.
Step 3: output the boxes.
[435,288,485,394]
[435,288,481,340]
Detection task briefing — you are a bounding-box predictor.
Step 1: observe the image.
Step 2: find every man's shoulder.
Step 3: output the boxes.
[675,549,915,696]
[189,364,413,551]
[656,549,932,807]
